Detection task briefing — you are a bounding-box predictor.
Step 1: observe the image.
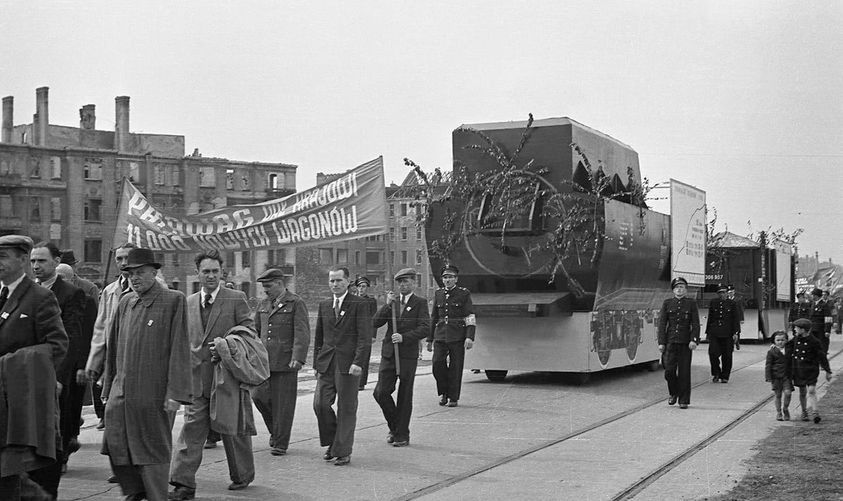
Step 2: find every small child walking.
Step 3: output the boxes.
[790,318,832,423]
[765,331,793,420]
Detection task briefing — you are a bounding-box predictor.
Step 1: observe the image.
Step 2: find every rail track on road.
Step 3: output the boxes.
[393,346,843,501]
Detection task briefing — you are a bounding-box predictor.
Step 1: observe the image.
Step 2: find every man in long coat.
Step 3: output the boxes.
[102,248,192,501]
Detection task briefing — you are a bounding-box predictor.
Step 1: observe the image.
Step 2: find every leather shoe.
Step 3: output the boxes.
[108,475,118,483]
[228,481,250,490]
[392,440,409,447]
[446,400,458,407]
[711,376,720,383]
[168,486,196,500]
[439,395,448,406]
[270,447,286,456]
[719,379,728,383]
[386,432,395,444]
[96,419,105,431]
[679,404,689,409]
[203,439,218,449]
[67,437,80,454]
[334,456,351,466]
[668,395,677,405]
[323,449,335,461]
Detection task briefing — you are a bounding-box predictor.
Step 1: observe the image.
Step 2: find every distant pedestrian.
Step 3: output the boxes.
[427,265,475,407]
[789,318,832,423]
[764,331,793,421]
[355,276,377,391]
[788,292,812,335]
[809,288,832,353]
[706,284,741,383]
[658,277,700,409]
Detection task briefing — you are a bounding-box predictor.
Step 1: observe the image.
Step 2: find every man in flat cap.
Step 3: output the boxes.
[372,268,429,446]
[251,268,310,457]
[705,284,741,383]
[0,235,68,499]
[169,250,258,499]
[809,288,832,353]
[101,248,192,501]
[313,267,371,466]
[427,264,475,407]
[355,276,377,391]
[658,277,700,409]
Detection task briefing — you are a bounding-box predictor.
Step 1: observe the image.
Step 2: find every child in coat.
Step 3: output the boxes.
[764,331,793,421]
[790,318,832,423]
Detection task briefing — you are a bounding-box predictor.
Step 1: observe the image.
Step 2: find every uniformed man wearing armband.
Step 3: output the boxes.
[426,265,475,407]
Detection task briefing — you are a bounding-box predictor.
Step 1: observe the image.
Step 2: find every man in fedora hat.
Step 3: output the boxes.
[427,264,475,407]
[0,235,68,499]
[658,277,700,409]
[251,268,310,458]
[705,284,741,383]
[372,268,429,447]
[101,247,192,501]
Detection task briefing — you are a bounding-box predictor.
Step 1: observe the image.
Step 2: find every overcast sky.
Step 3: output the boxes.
[4,1,841,264]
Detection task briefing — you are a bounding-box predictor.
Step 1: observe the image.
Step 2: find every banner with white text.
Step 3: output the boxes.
[113,157,387,252]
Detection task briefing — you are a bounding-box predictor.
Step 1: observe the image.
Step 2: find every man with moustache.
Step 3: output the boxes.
[30,242,86,482]
[313,267,371,466]
[0,235,68,500]
[251,268,310,457]
[658,277,701,409]
[101,248,192,501]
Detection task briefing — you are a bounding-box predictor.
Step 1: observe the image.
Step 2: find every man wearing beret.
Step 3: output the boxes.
[251,268,310,457]
[809,288,832,353]
[372,268,429,447]
[705,284,741,383]
[427,265,475,407]
[658,277,700,409]
[0,235,68,499]
[101,248,193,501]
[355,276,377,391]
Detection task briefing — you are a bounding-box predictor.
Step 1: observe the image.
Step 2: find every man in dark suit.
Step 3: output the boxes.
[31,241,86,481]
[372,268,429,447]
[0,235,68,500]
[705,284,741,383]
[170,250,256,499]
[658,277,701,409]
[313,267,371,466]
[252,268,310,457]
[355,276,377,391]
[809,288,832,353]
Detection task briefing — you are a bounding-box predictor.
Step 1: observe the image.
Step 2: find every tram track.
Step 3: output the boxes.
[395,346,843,501]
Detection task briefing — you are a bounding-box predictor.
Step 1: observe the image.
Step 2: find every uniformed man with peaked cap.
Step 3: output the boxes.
[658,277,700,409]
[426,264,475,407]
[354,276,377,390]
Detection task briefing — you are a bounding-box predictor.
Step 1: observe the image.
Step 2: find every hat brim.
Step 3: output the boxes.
[122,262,162,270]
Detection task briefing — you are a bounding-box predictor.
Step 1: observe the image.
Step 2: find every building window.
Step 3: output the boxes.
[50,197,62,221]
[389,204,395,217]
[268,172,284,190]
[268,248,287,265]
[30,199,41,221]
[366,251,380,265]
[172,254,180,267]
[0,195,12,215]
[240,173,250,190]
[416,227,422,240]
[319,248,333,264]
[192,282,201,294]
[84,239,102,262]
[337,248,348,264]
[401,250,407,265]
[84,199,102,221]
[389,228,395,241]
[401,227,408,240]
[0,160,9,175]
[200,167,216,187]
[355,251,360,265]
[241,251,251,268]
[154,164,166,185]
[50,157,62,179]
[400,203,407,216]
[128,162,139,182]
[226,169,234,190]
[226,252,236,268]
[171,164,181,186]
[30,158,41,178]
[84,160,103,180]
[390,251,395,264]
[416,250,422,265]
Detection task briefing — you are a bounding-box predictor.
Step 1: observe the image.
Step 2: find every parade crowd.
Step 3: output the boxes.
[0,235,476,501]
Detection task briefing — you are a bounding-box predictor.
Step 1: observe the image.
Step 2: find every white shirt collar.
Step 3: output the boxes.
[333,290,349,306]
[38,274,58,290]
[400,292,414,302]
[201,284,222,304]
[1,273,27,297]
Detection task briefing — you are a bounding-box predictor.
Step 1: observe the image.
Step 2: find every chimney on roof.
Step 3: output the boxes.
[35,87,49,146]
[1,96,12,143]
[80,104,96,130]
[115,96,130,152]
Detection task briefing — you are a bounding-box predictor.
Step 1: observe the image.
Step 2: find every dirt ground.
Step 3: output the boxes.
[710,374,843,501]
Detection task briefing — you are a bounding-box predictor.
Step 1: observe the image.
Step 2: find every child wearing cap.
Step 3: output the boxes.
[764,331,793,421]
[790,318,832,423]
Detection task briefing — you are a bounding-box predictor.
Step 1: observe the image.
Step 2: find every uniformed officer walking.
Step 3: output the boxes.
[788,291,812,334]
[705,284,741,383]
[426,265,475,407]
[658,277,700,409]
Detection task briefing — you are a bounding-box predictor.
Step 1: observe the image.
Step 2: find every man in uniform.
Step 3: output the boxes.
[426,265,475,408]
[0,235,68,499]
[313,267,370,466]
[355,276,377,390]
[251,268,310,457]
[101,248,193,501]
[809,287,832,353]
[705,284,741,383]
[658,277,700,409]
[789,292,812,334]
[372,268,429,447]
[169,250,257,499]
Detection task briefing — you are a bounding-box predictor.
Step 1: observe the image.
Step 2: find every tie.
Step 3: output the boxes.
[204,294,213,310]
[0,286,8,312]
[333,297,340,317]
[400,295,407,317]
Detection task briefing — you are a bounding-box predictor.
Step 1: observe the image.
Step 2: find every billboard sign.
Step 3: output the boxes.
[669,179,706,286]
